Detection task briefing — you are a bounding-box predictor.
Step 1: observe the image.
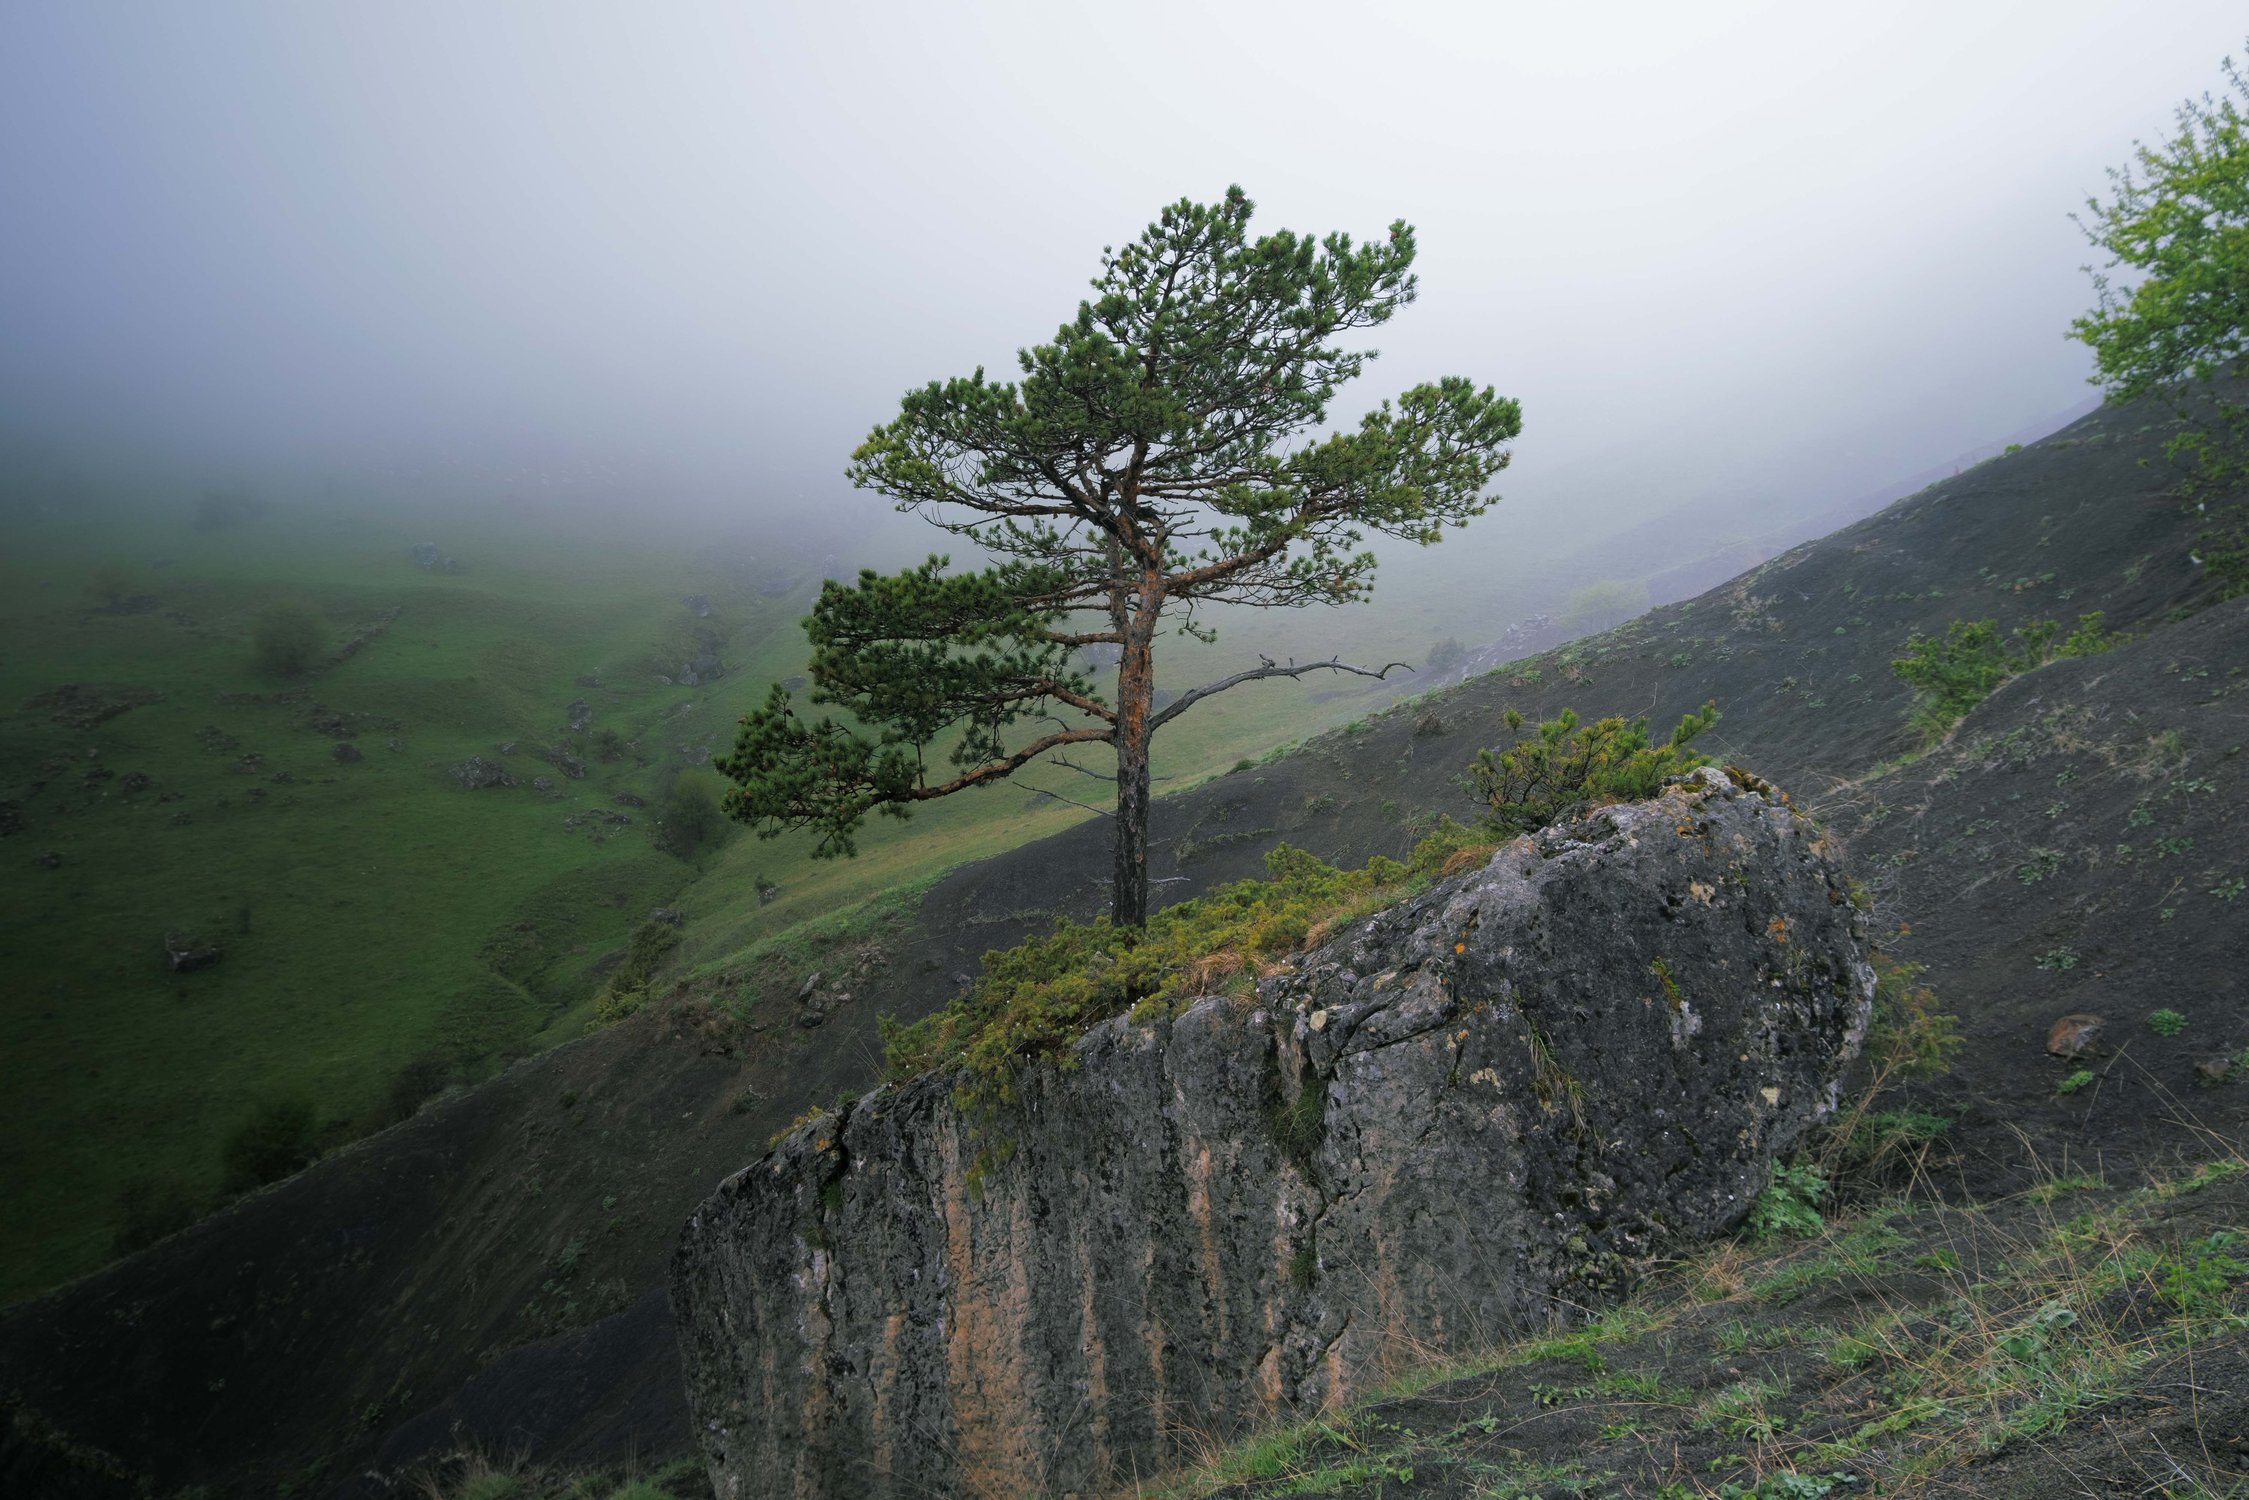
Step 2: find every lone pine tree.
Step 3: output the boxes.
[716,187,1521,925]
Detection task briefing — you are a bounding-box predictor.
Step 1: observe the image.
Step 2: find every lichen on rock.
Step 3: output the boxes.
[670,767,1875,1499]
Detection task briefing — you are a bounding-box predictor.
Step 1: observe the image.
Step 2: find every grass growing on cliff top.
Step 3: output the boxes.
[877,824,1490,1103]
[879,703,1732,1109]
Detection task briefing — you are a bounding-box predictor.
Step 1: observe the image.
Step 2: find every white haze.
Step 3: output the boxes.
[2,1,2242,561]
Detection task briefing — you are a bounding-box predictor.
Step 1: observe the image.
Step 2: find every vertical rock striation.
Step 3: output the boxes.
[672,768,1874,1498]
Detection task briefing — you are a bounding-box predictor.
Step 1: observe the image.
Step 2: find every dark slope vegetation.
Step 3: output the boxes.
[1163,1157,2249,1499]
[2,390,2242,1498]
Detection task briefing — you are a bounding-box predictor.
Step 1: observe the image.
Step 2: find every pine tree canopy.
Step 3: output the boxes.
[715,186,1521,924]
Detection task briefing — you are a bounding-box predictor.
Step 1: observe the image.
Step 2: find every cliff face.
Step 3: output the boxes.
[671,769,1874,1498]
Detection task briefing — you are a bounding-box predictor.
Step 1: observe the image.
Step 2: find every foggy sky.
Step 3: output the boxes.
[3,1,2243,527]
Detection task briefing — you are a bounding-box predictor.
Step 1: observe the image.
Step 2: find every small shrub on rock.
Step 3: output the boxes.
[1467,701,1718,836]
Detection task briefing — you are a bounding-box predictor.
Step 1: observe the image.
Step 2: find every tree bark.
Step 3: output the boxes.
[1110,589,1159,927]
[1112,718,1151,928]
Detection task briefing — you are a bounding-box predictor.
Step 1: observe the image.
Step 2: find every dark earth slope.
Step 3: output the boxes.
[0,389,2240,1497]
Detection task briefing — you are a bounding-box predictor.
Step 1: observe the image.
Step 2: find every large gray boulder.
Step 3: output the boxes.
[671,769,1873,1499]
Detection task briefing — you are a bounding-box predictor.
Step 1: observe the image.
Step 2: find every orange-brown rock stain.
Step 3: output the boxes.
[1078,1241,1111,1480]
[1262,1191,1293,1416]
[1184,1142,1230,1353]
[793,1247,841,1497]
[870,1309,904,1487]
[936,1124,1038,1497]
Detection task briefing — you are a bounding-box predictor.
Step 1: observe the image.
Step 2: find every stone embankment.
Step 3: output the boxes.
[673,768,1875,1498]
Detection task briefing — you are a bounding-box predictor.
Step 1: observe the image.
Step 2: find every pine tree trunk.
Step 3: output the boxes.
[1111,613,1157,927]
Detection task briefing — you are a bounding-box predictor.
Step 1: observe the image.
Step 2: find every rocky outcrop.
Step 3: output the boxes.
[451,755,514,790]
[671,770,1873,1498]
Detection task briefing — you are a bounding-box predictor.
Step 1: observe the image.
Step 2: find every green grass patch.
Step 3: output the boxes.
[878,837,1466,1107]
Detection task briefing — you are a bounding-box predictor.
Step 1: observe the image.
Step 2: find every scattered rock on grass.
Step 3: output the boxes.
[2047,1013,2104,1060]
[29,684,165,730]
[163,932,221,972]
[332,743,362,763]
[452,756,515,790]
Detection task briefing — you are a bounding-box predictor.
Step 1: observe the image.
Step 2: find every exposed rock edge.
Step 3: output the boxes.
[671,768,1874,1498]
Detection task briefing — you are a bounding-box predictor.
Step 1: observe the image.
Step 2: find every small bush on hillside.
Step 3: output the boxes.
[250,602,327,678]
[1892,612,2122,741]
[111,1174,207,1256]
[655,773,728,860]
[1891,620,2034,736]
[1749,1160,1827,1239]
[1833,1108,1953,1177]
[1467,701,1719,837]
[591,919,681,1025]
[386,1053,452,1122]
[221,1095,320,1192]
[1816,955,1961,1181]
[1404,813,1499,877]
[1863,956,1961,1082]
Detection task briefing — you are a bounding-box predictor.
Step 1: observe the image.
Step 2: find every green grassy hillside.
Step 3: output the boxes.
[0,494,1061,1295]
[0,484,1565,1303]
